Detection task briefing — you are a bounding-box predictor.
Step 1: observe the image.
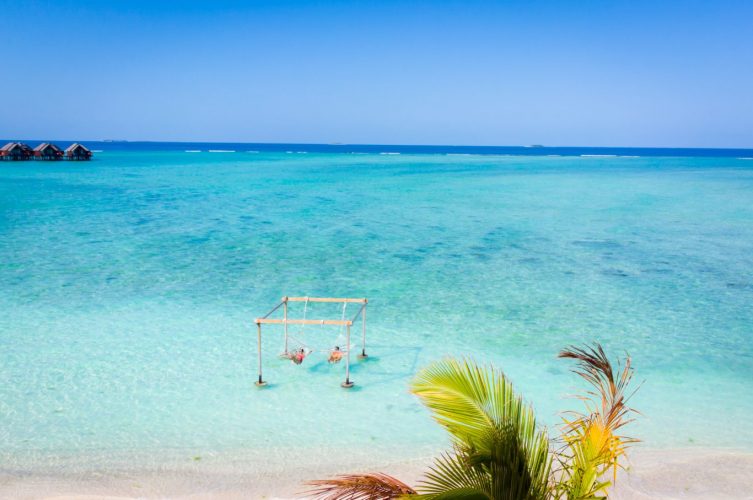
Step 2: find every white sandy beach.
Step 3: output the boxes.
[2,448,752,499]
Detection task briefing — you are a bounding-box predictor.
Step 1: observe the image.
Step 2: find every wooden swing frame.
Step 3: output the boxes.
[254,296,368,389]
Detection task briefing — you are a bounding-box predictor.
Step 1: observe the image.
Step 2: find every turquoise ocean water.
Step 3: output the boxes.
[2,149,753,472]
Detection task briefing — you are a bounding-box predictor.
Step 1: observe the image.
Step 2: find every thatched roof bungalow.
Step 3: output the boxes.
[0,142,33,161]
[65,143,92,161]
[33,143,64,160]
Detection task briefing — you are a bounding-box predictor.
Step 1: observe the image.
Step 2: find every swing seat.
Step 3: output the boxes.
[282,349,309,365]
[328,348,345,364]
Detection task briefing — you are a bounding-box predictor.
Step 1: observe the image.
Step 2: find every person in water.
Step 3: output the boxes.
[289,348,306,365]
[328,346,344,363]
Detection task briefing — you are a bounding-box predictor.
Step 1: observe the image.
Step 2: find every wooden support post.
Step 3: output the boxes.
[283,297,289,355]
[255,322,267,387]
[342,323,354,388]
[358,302,368,359]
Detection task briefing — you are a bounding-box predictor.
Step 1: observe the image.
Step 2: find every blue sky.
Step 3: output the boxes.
[2,0,752,147]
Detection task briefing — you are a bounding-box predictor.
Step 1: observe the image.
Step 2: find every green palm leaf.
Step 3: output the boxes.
[411,358,552,500]
[416,451,492,499]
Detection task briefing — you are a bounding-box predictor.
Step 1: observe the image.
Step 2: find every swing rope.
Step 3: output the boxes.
[286,297,311,353]
[332,302,349,352]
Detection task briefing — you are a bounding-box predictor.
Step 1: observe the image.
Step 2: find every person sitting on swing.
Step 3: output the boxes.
[288,348,306,365]
[328,346,344,364]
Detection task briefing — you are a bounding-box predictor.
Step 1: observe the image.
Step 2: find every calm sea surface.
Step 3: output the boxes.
[2,147,753,470]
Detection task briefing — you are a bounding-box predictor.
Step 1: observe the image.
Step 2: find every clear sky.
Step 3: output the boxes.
[2,0,752,147]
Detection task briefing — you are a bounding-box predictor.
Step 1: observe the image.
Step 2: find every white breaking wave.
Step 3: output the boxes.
[581,154,617,157]
[738,157,753,160]
[380,152,400,155]
[185,150,201,153]
[208,149,234,153]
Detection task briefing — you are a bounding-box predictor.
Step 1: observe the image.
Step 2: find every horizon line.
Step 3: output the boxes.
[4,139,753,151]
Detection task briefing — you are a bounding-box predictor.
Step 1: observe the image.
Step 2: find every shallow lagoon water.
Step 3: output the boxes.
[2,151,753,471]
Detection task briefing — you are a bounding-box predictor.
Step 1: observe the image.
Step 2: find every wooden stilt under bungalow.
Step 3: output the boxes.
[65,143,92,161]
[0,142,34,161]
[33,143,64,161]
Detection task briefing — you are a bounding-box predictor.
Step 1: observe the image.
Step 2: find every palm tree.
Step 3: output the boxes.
[554,344,639,500]
[410,358,552,500]
[305,343,638,500]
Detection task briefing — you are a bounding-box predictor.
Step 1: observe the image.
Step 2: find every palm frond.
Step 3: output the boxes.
[417,451,492,499]
[410,358,545,453]
[558,344,637,437]
[556,343,640,498]
[411,358,552,500]
[304,473,417,499]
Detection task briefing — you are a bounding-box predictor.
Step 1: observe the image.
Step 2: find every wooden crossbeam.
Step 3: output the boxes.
[285,297,367,304]
[255,318,353,326]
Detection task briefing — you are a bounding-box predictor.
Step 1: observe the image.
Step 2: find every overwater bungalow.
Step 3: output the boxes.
[0,142,34,161]
[65,143,92,161]
[19,143,33,158]
[33,143,64,160]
